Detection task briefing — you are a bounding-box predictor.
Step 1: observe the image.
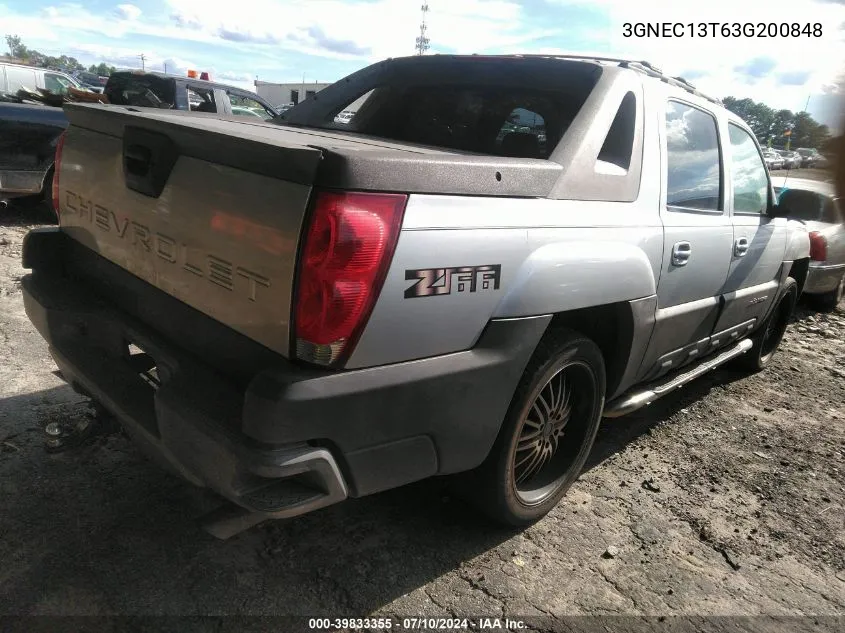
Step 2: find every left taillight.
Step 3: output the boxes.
[809,231,827,262]
[294,190,408,367]
[52,131,66,219]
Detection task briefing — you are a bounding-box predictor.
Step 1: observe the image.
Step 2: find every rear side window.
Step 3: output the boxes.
[728,123,769,215]
[44,72,77,95]
[665,101,721,211]
[105,74,176,108]
[187,86,216,113]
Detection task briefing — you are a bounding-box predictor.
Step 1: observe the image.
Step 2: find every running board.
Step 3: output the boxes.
[603,338,753,418]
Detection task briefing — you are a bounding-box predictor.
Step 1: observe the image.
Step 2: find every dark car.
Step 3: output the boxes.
[1,71,278,216]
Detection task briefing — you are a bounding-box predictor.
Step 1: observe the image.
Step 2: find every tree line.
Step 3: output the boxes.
[5,35,115,77]
[722,96,831,150]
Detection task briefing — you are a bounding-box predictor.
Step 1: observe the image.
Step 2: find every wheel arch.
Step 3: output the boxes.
[546,300,639,400]
[787,257,810,296]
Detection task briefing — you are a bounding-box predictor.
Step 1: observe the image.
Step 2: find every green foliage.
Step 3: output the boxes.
[5,34,27,58]
[723,95,831,149]
[88,62,116,76]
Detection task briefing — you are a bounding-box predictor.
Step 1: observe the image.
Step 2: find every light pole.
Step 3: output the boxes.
[138,53,146,71]
[416,3,430,55]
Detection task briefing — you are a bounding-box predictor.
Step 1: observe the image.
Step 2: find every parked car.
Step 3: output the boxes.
[763,150,785,170]
[775,149,801,169]
[0,102,67,209]
[21,53,809,534]
[332,110,356,124]
[1,70,277,212]
[796,148,822,168]
[0,61,83,96]
[774,176,845,310]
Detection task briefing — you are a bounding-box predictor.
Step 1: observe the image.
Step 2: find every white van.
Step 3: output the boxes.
[0,62,83,95]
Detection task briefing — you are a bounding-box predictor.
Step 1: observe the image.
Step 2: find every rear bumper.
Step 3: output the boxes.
[22,228,548,515]
[804,262,845,295]
[0,168,48,197]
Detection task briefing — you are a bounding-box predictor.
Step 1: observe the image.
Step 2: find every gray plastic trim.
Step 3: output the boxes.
[548,66,645,202]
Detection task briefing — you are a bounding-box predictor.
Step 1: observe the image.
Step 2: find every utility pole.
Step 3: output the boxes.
[163,62,168,75]
[138,53,146,71]
[416,3,430,55]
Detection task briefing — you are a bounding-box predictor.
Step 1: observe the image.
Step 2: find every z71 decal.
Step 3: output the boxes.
[404,264,502,299]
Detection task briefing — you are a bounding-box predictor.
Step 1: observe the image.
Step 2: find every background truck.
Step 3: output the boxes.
[21,54,810,534]
[1,70,278,212]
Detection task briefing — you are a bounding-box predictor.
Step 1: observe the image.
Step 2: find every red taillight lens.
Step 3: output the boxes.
[809,231,827,261]
[52,132,66,219]
[294,190,408,366]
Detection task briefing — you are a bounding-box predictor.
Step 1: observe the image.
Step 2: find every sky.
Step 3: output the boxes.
[2,0,845,130]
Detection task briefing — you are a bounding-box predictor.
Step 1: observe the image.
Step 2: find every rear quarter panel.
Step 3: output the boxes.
[347,196,664,369]
[785,219,811,262]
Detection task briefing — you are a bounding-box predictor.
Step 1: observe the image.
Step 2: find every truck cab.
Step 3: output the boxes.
[103,71,278,121]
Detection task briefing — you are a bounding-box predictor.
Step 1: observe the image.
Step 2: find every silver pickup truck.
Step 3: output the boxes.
[21,54,810,531]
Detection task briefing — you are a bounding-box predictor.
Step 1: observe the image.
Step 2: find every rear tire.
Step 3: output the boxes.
[809,275,844,313]
[463,328,606,526]
[734,277,798,373]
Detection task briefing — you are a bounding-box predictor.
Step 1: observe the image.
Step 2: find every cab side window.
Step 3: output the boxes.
[44,72,74,95]
[187,86,216,113]
[228,92,274,119]
[728,123,769,215]
[665,101,722,212]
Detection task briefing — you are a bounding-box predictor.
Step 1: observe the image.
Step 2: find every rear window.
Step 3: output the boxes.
[304,84,590,158]
[105,73,176,109]
[776,188,825,221]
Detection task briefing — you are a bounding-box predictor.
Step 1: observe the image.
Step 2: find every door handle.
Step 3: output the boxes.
[671,241,692,266]
[735,237,750,257]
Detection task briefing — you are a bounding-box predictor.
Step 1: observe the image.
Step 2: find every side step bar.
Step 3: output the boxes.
[603,338,753,418]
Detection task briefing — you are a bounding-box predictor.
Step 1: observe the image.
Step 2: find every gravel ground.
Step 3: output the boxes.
[0,193,843,629]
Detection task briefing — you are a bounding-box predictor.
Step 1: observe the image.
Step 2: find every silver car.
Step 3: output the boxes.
[763,150,785,170]
[776,150,802,169]
[774,176,845,310]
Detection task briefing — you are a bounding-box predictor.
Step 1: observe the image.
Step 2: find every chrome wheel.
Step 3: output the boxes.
[512,361,597,506]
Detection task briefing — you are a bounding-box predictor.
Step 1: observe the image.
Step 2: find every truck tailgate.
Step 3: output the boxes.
[57,104,324,358]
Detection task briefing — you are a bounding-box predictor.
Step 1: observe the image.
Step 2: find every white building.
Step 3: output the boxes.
[254,80,332,107]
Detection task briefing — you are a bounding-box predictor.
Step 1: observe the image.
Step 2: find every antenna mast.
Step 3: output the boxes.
[415,3,430,55]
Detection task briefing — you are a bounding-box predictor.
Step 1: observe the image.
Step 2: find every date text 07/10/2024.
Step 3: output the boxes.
[622,22,822,38]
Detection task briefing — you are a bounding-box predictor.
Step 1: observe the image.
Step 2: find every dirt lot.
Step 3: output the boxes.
[0,187,843,628]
